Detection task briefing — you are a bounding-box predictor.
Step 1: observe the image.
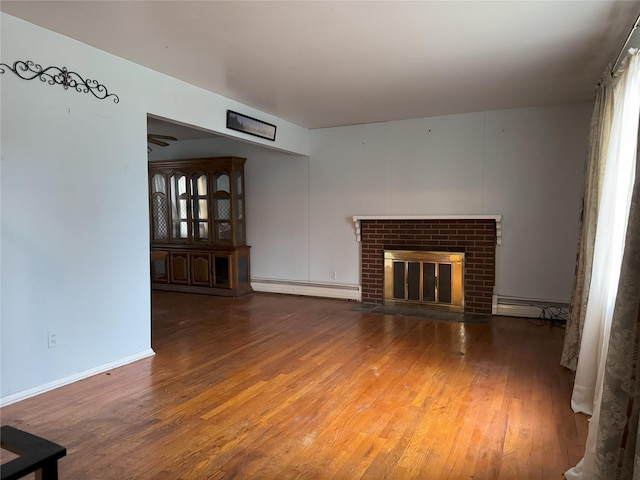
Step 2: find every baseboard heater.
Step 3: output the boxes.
[251,278,361,301]
[494,295,569,321]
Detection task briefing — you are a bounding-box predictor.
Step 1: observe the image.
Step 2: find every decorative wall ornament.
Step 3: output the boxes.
[0,60,120,103]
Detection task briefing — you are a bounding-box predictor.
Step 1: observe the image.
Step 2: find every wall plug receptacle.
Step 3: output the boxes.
[47,331,58,348]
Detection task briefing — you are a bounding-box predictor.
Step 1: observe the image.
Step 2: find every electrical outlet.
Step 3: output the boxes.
[330,270,337,280]
[47,331,58,348]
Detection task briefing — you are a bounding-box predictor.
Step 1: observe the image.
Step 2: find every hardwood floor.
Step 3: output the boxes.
[1,291,587,479]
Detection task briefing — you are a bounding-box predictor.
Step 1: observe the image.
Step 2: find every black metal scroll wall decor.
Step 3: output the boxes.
[0,59,120,103]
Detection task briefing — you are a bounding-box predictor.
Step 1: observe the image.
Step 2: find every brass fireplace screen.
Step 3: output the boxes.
[383,250,465,312]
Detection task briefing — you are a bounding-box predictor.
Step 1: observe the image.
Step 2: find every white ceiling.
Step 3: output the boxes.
[2,1,640,130]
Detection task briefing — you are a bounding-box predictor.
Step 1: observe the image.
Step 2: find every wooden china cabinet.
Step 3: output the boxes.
[148,157,252,296]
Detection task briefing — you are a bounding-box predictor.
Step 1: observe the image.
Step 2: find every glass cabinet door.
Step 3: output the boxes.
[190,173,209,242]
[213,171,231,243]
[150,173,169,242]
[234,170,245,245]
[170,173,188,241]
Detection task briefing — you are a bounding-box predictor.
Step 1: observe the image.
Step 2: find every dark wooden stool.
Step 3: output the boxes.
[1,426,66,480]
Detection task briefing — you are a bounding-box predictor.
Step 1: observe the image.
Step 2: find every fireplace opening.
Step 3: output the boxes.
[383,250,465,312]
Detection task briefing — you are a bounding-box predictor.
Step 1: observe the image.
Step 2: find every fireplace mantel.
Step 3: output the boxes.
[352,215,502,245]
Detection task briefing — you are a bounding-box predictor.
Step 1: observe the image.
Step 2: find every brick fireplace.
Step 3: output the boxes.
[353,215,501,315]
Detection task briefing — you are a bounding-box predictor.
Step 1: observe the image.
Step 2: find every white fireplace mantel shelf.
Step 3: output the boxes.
[352,215,503,245]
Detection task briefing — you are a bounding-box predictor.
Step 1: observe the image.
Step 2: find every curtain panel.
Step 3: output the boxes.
[565,49,640,479]
[592,167,640,478]
[562,73,614,371]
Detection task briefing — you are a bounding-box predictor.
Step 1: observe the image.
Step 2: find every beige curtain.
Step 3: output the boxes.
[561,71,614,371]
[590,161,640,478]
[565,49,640,479]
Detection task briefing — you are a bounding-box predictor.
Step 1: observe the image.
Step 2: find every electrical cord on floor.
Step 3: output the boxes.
[526,305,567,328]
[539,306,568,328]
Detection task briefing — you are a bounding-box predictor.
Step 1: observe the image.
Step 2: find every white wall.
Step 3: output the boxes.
[150,105,591,304]
[307,107,591,301]
[0,14,308,403]
[483,107,590,300]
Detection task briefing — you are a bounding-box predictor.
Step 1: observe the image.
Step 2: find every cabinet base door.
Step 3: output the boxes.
[170,253,189,284]
[191,253,211,286]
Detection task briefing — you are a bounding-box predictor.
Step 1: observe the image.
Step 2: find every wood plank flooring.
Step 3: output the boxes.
[1,291,587,479]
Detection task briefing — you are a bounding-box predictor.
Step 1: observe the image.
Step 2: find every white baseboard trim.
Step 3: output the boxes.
[252,278,361,301]
[0,348,155,407]
[494,295,569,320]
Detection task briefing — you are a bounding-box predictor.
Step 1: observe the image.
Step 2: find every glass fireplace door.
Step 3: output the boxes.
[384,250,465,312]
